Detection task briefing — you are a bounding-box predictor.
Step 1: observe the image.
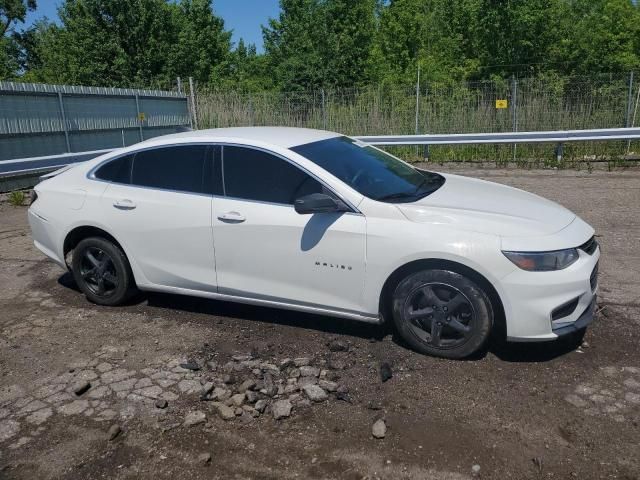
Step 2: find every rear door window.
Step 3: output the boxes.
[130,145,210,194]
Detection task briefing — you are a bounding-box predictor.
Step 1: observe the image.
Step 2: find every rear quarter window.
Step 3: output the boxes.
[94,154,133,183]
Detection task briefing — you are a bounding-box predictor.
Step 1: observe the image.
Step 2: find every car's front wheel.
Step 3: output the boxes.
[392,269,493,359]
[71,237,136,306]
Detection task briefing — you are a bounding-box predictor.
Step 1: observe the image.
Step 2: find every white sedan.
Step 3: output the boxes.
[28,127,599,358]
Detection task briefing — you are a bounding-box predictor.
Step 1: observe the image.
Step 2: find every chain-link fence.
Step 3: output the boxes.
[194,73,640,165]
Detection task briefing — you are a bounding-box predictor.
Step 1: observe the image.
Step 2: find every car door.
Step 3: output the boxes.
[99,144,218,292]
[212,145,367,314]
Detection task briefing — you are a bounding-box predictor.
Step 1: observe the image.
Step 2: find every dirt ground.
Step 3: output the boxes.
[0,167,639,480]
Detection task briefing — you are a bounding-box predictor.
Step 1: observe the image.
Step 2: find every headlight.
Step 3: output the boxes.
[502,248,579,271]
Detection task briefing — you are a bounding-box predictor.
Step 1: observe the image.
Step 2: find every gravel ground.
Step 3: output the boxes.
[0,167,639,480]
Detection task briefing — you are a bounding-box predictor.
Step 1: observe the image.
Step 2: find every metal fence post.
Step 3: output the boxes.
[134,94,144,141]
[321,88,327,130]
[415,64,421,136]
[188,77,198,130]
[511,76,518,162]
[626,71,634,152]
[423,84,429,161]
[57,92,71,153]
[177,77,183,95]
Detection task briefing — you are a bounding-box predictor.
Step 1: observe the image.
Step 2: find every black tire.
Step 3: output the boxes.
[392,269,493,359]
[71,237,137,306]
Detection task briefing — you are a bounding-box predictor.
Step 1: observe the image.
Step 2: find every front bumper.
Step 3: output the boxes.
[551,296,596,337]
[501,246,600,342]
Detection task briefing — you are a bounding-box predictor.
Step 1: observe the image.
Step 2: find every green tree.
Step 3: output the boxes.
[559,0,640,75]
[263,0,376,90]
[1,0,36,78]
[223,38,274,91]
[167,0,232,86]
[24,0,232,87]
[369,0,481,86]
[263,0,325,91]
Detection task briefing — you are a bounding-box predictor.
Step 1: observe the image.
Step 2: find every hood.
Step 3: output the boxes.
[396,173,575,238]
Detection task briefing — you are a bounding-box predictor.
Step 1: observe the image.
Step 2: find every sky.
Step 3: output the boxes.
[24,0,281,52]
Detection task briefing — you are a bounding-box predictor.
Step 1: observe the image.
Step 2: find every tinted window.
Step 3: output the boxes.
[223,146,323,204]
[131,146,210,194]
[94,154,133,183]
[292,136,444,203]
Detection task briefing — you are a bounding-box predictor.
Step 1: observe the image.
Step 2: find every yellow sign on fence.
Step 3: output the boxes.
[495,99,508,109]
[137,112,146,121]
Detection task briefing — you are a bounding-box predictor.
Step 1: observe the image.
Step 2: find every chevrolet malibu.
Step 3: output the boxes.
[28,127,599,358]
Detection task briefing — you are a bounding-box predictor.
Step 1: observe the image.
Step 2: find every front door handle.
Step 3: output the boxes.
[217,211,246,223]
[113,199,136,210]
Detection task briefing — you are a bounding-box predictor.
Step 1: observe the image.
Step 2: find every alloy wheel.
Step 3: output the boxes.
[402,282,475,349]
[79,246,119,297]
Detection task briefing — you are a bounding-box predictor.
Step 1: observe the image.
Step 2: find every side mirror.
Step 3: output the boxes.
[294,193,345,215]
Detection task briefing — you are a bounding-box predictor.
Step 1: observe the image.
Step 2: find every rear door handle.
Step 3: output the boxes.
[113,199,136,210]
[217,211,245,223]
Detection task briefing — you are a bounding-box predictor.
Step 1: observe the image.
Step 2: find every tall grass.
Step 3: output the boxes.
[195,73,640,166]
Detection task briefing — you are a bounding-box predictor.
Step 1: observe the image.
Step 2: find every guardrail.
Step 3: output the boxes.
[1,127,639,190]
[356,127,640,145]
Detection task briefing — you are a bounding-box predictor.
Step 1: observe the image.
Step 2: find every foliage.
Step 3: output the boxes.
[8,190,25,206]
[1,0,640,92]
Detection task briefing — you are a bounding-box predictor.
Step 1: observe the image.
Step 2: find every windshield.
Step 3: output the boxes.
[291,136,445,203]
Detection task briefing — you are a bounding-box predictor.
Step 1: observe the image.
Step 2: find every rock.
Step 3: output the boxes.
[197,452,211,464]
[272,400,293,420]
[235,407,243,416]
[336,392,351,403]
[58,400,89,416]
[26,407,53,425]
[231,393,246,407]
[222,374,234,384]
[300,366,320,377]
[137,385,163,399]
[379,362,393,382]
[238,379,256,393]
[200,382,215,400]
[298,376,318,387]
[155,399,168,409]
[212,387,231,401]
[327,358,347,370]
[232,354,252,362]
[328,340,349,352]
[280,358,295,369]
[216,403,236,421]
[245,391,259,404]
[294,357,312,367]
[263,374,278,397]
[184,411,206,426]
[318,380,338,392]
[284,384,299,394]
[471,464,481,475]
[72,381,91,396]
[178,380,202,394]
[337,385,349,394]
[0,420,20,442]
[180,362,201,371]
[255,399,268,413]
[107,424,122,441]
[302,384,328,402]
[372,419,386,439]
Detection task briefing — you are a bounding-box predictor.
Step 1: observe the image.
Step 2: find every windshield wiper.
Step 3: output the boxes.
[375,191,416,202]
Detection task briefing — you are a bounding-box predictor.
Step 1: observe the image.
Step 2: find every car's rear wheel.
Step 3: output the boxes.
[392,269,493,359]
[71,237,136,306]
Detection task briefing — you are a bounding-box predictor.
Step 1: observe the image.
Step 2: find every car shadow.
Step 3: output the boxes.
[56,273,585,361]
[144,291,390,341]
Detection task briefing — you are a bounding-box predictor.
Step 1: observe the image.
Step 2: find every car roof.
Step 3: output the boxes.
[143,127,342,149]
